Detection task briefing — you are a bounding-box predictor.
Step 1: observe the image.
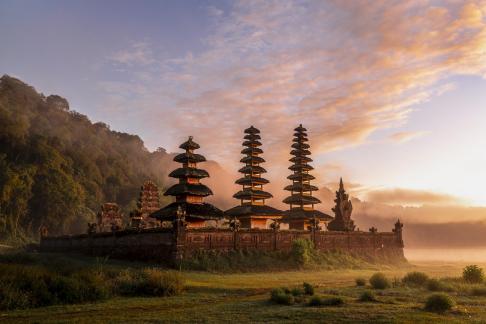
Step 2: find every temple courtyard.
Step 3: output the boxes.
[2,252,486,323]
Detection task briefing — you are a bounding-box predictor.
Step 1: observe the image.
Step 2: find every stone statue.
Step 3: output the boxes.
[327,178,356,232]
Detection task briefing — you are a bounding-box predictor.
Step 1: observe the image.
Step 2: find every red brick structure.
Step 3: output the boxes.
[40,219,405,266]
[130,180,161,229]
[97,203,123,232]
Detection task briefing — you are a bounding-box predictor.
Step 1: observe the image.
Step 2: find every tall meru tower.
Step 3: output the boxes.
[283,124,333,230]
[225,126,283,228]
[150,136,224,228]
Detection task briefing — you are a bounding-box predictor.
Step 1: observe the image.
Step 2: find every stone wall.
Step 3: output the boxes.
[40,226,404,265]
[40,228,174,262]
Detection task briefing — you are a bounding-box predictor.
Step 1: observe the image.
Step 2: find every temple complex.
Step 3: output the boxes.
[283,125,333,230]
[97,202,123,232]
[327,178,356,231]
[225,126,284,229]
[130,180,161,229]
[42,127,405,266]
[150,136,224,228]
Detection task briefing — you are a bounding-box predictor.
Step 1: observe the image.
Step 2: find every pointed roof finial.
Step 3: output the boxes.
[339,177,344,190]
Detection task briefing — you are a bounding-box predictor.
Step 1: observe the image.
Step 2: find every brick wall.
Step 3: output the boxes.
[40,226,404,265]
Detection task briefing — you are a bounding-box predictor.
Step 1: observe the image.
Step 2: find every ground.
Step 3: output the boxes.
[2,255,486,323]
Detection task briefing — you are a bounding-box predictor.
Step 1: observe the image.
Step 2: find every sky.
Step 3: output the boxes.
[1,0,486,210]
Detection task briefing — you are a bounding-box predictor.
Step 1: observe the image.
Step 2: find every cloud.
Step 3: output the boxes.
[364,188,461,206]
[99,0,486,173]
[108,42,155,66]
[389,131,430,143]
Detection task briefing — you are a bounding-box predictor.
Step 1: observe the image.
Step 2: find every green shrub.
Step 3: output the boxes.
[358,291,377,302]
[115,268,183,297]
[426,279,446,292]
[270,288,294,305]
[402,272,429,287]
[355,278,366,287]
[142,269,184,296]
[0,264,114,310]
[463,265,484,284]
[369,273,390,289]
[291,287,304,296]
[392,277,401,287]
[471,287,486,296]
[291,239,314,266]
[303,282,314,295]
[308,296,344,307]
[424,293,455,313]
[0,260,185,311]
[0,285,31,310]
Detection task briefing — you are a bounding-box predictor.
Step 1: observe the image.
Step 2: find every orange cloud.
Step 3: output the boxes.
[365,188,461,206]
[100,0,486,179]
[389,131,430,143]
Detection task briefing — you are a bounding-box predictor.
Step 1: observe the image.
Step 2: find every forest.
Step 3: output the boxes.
[0,75,174,242]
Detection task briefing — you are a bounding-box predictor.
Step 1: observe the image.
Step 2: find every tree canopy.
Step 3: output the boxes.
[0,75,172,242]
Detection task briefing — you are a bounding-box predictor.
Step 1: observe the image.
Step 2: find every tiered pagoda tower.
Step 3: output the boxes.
[225,126,283,228]
[150,136,223,228]
[327,178,355,231]
[283,124,333,230]
[131,180,161,228]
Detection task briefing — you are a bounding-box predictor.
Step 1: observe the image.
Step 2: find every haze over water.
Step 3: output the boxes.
[406,248,486,262]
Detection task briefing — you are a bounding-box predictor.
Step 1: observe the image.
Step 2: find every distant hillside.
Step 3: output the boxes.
[0,75,176,241]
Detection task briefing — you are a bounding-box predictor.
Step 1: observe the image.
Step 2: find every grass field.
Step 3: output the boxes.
[1,253,486,323]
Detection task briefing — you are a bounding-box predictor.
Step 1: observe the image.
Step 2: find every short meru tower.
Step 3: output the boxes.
[150,136,223,228]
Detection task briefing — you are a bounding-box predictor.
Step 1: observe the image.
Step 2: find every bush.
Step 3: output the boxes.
[141,269,184,296]
[424,293,455,313]
[402,272,429,287]
[355,278,366,287]
[426,279,446,292]
[290,287,304,296]
[114,268,183,297]
[270,288,294,305]
[303,282,314,295]
[0,260,185,311]
[291,239,314,266]
[369,273,390,289]
[358,291,377,302]
[308,296,344,307]
[0,264,113,310]
[463,265,484,284]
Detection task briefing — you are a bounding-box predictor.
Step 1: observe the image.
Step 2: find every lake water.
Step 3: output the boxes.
[405,248,486,262]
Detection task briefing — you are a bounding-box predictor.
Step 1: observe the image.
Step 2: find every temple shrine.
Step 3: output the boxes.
[225,126,284,228]
[150,136,224,228]
[283,124,333,230]
[327,178,356,231]
[130,180,161,229]
[97,202,123,232]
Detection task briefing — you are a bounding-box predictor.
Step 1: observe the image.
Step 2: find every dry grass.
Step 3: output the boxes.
[2,254,486,323]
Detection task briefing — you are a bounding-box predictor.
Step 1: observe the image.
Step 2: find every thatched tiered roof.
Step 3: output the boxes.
[283,125,332,222]
[151,136,223,222]
[151,202,223,221]
[225,126,283,219]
